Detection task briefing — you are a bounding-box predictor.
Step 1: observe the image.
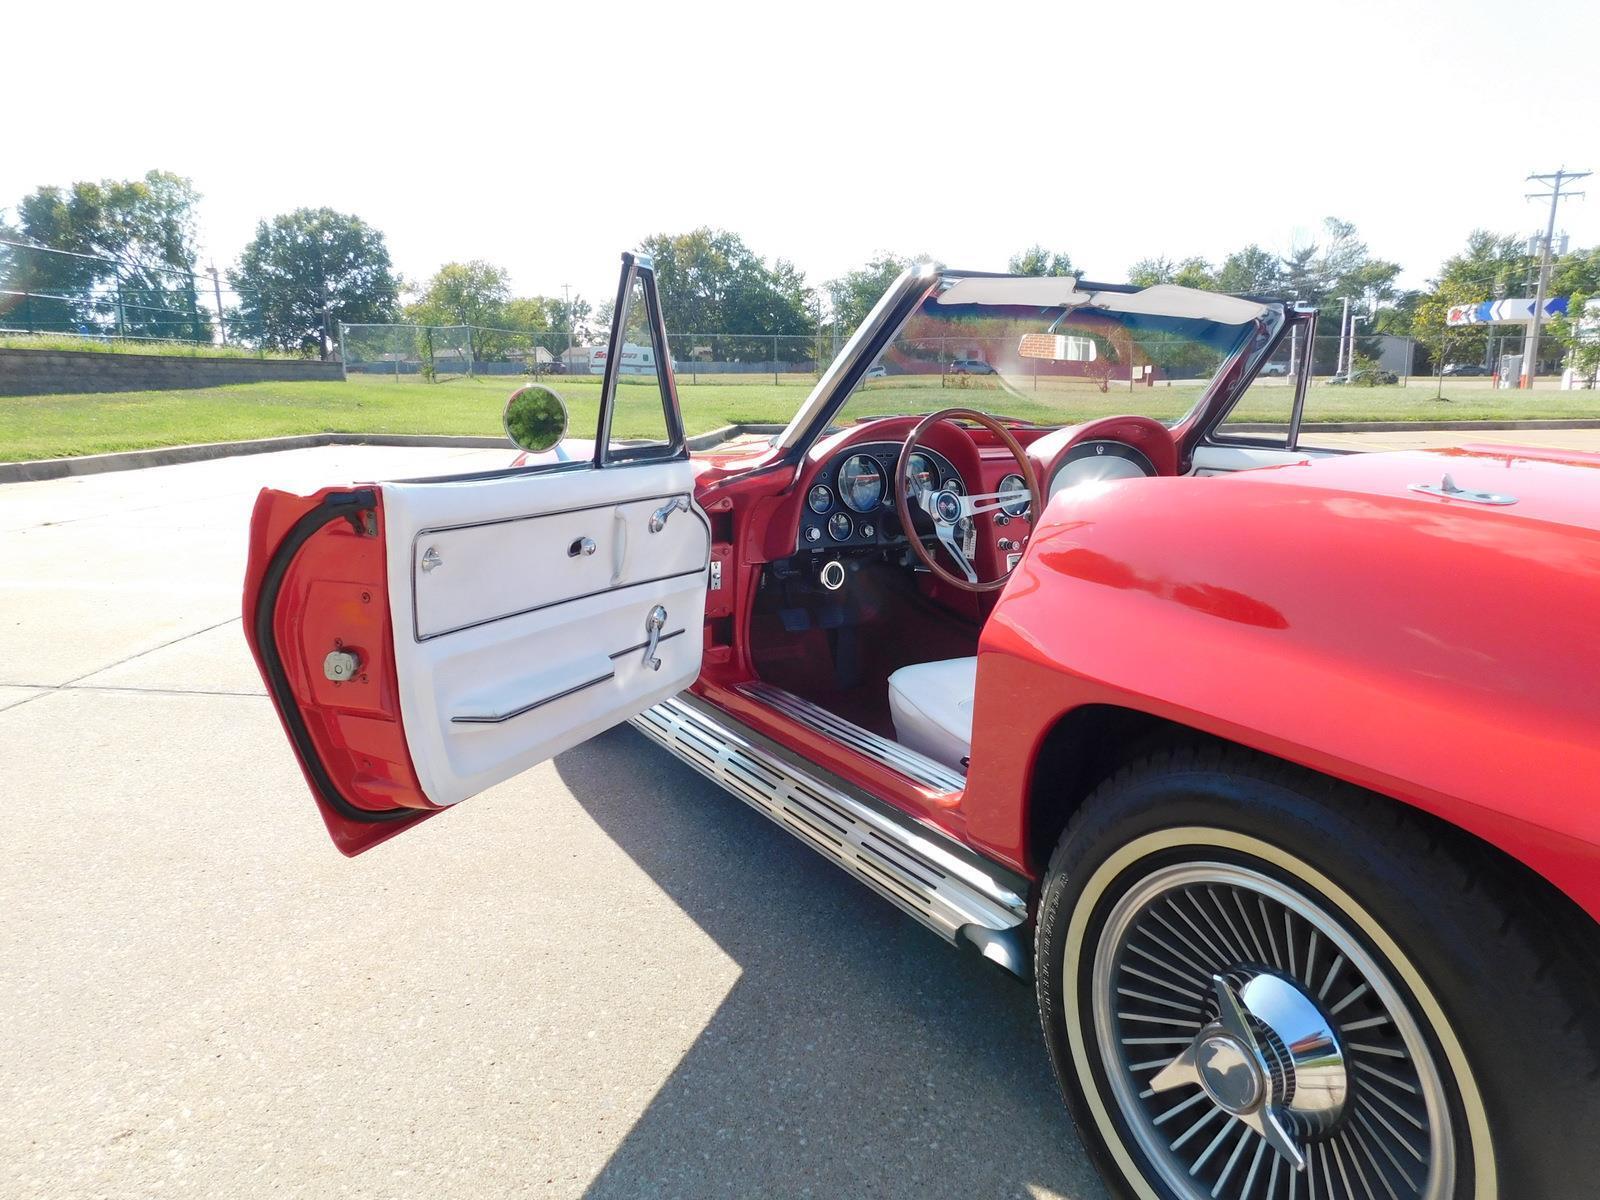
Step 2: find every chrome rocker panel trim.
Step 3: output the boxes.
[732,680,967,794]
[630,694,1029,977]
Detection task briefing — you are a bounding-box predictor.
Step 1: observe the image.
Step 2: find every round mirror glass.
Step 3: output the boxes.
[503,385,569,453]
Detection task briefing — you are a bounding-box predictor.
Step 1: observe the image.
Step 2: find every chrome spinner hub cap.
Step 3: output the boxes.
[1149,971,1349,1169]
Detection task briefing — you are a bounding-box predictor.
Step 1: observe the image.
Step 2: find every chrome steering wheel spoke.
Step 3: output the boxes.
[956,486,1029,520]
[934,522,978,584]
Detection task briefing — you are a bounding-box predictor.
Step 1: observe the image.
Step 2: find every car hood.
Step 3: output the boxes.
[1234,444,1600,538]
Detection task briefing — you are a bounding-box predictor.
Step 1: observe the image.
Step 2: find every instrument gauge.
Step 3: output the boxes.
[997,473,1030,517]
[807,484,834,514]
[838,454,885,513]
[905,452,939,496]
[827,512,854,541]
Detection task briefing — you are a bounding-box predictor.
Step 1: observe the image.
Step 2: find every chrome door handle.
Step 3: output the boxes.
[649,497,690,533]
[642,605,667,671]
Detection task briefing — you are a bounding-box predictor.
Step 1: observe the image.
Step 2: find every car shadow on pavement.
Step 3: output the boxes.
[554,726,1109,1200]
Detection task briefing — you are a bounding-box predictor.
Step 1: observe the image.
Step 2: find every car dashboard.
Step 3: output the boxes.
[798,442,968,551]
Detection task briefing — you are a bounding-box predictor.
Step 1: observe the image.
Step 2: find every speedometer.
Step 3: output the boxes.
[838,454,885,513]
[906,452,938,496]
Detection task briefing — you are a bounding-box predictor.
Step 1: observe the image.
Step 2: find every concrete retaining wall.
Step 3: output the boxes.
[0,348,345,396]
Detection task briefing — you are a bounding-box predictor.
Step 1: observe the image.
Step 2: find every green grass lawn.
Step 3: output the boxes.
[4,372,1599,463]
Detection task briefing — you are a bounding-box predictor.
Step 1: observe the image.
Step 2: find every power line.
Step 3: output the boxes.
[1522,167,1590,387]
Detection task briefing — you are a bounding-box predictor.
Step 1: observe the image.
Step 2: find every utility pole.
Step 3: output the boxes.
[1522,168,1590,388]
[1338,296,1352,377]
[207,264,226,345]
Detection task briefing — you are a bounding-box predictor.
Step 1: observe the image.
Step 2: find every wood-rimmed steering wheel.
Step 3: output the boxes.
[893,408,1043,593]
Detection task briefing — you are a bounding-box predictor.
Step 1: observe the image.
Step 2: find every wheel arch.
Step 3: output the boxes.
[1022,703,1600,955]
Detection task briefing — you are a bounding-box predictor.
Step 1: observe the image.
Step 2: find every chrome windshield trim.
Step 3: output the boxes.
[774,262,942,453]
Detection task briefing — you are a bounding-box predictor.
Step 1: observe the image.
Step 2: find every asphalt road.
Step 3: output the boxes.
[8,428,1598,1198]
[0,447,1109,1200]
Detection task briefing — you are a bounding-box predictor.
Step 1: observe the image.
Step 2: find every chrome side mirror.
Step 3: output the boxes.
[503,384,569,453]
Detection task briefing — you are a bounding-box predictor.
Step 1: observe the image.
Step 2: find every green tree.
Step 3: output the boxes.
[824,253,920,335]
[1550,245,1600,301]
[1128,256,1214,289]
[1172,257,1217,290]
[1127,256,1176,287]
[637,228,814,362]
[1008,246,1077,277]
[9,170,209,340]
[409,259,511,327]
[1280,219,1402,372]
[1412,278,1486,389]
[408,260,513,365]
[1216,245,1282,295]
[229,208,399,358]
[1407,231,1540,376]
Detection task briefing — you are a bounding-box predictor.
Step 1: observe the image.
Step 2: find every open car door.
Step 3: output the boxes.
[243,253,709,854]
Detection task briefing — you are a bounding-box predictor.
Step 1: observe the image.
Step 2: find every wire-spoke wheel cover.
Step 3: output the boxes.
[1067,832,1483,1200]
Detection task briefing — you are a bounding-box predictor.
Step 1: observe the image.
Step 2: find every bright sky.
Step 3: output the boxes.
[7,0,1598,312]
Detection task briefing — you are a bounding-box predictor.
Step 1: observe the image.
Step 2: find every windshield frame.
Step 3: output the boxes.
[774,267,1288,464]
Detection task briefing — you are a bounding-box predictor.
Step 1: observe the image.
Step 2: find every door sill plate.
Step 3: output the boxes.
[732,680,966,793]
[630,694,1028,977]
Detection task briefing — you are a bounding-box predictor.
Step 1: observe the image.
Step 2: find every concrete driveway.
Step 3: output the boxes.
[0,447,1108,1200]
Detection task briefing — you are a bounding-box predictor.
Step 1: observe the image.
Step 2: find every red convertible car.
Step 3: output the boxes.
[245,254,1600,1200]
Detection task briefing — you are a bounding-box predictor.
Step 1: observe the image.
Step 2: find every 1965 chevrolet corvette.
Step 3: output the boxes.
[245,253,1600,1199]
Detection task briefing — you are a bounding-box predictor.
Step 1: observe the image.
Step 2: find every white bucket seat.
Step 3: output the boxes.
[886,657,977,772]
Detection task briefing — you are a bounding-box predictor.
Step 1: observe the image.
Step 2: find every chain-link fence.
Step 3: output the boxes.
[0,239,272,351]
[339,318,1597,391]
[341,323,841,385]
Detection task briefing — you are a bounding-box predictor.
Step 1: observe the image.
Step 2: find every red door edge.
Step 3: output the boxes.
[243,485,441,856]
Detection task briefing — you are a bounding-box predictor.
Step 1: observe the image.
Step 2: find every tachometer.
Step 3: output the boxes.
[997,473,1030,517]
[838,454,885,513]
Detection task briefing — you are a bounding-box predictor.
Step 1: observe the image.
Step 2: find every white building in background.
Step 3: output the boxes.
[1561,298,1600,390]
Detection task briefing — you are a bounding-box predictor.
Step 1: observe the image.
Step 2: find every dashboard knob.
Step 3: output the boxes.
[804,526,822,543]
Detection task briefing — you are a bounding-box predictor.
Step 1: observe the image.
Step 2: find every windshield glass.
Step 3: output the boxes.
[830,277,1268,430]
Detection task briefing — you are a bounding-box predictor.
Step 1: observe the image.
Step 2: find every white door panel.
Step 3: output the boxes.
[382,459,708,807]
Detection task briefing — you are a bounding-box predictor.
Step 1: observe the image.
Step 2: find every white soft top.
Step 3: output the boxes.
[936,276,1268,325]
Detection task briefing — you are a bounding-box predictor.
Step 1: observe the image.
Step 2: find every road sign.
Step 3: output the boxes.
[1446,297,1570,326]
